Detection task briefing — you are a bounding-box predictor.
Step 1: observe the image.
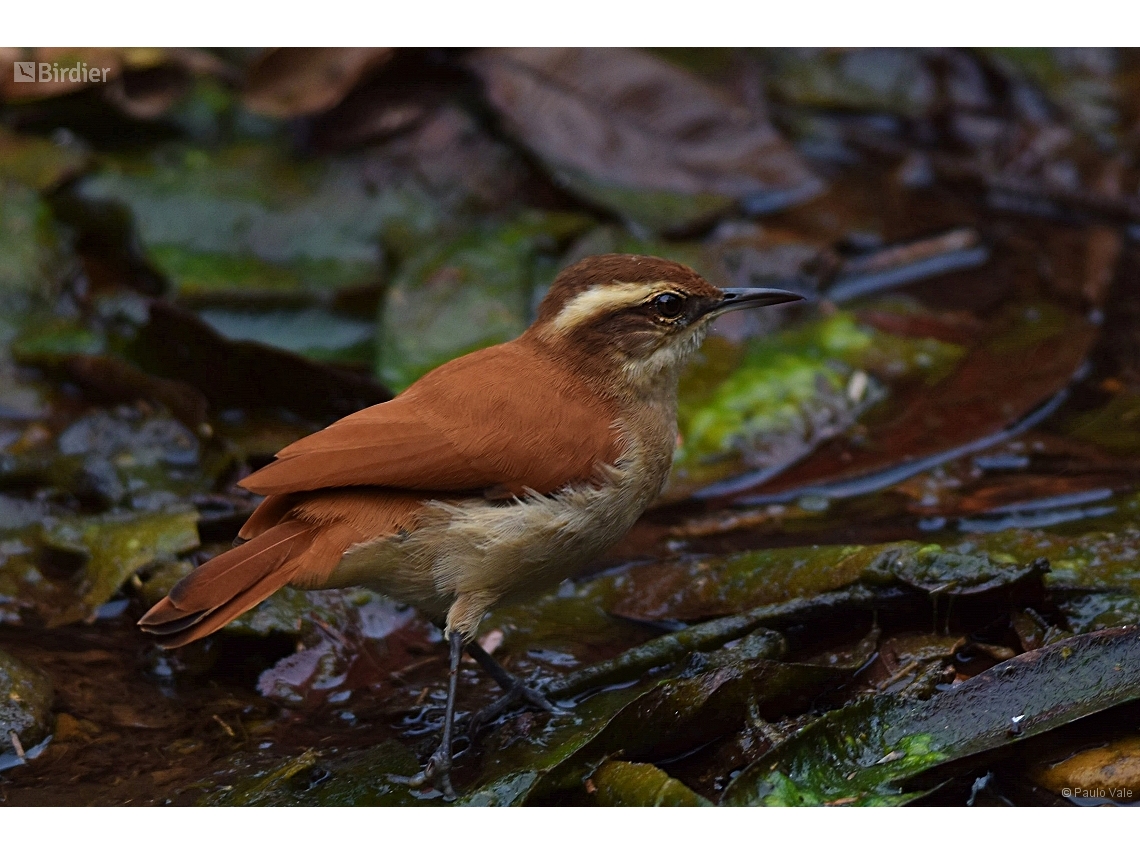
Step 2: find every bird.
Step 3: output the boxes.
[138,253,802,798]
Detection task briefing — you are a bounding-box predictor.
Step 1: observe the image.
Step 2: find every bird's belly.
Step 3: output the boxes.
[331,460,667,622]
[427,476,653,602]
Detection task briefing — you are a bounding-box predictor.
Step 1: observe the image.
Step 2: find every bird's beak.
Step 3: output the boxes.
[707,287,804,318]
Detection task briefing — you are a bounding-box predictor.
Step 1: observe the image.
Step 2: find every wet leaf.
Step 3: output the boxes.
[467,48,822,233]
[199,742,422,806]
[968,518,1140,632]
[195,306,376,368]
[132,300,392,421]
[724,626,1140,805]
[75,142,438,300]
[41,506,200,626]
[0,129,90,191]
[467,641,848,805]
[765,49,942,119]
[736,302,1097,505]
[0,648,53,754]
[460,683,654,806]
[1029,734,1140,798]
[569,654,849,766]
[590,760,711,806]
[670,310,965,498]
[290,742,426,806]
[1062,391,1140,457]
[243,48,394,119]
[377,210,591,390]
[0,181,69,307]
[610,540,1041,623]
[546,625,786,700]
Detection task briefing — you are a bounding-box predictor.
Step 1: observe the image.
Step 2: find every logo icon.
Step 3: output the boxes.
[13,61,36,82]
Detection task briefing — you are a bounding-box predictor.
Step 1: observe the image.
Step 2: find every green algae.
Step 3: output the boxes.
[671,310,964,495]
[725,626,1140,805]
[590,760,711,806]
[41,507,200,625]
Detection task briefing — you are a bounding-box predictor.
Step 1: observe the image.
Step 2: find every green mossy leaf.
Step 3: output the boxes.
[200,742,424,806]
[377,210,592,390]
[0,647,54,751]
[10,317,105,367]
[76,143,442,301]
[765,48,937,119]
[724,626,1140,805]
[0,130,90,192]
[41,507,200,625]
[555,169,735,235]
[968,520,1140,632]
[609,539,1037,623]
[591,760,711,806]
[1061,392,1140,457]
[0,181,69,306]
[670,311,964,497]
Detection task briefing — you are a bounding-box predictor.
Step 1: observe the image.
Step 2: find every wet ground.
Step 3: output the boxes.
[4,48,1140,806]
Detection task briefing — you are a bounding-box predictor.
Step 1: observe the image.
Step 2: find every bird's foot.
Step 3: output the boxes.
[468,680,557,737]
[407,746,457,801]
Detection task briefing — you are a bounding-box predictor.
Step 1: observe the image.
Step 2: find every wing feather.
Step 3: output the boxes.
[239,341,621,497]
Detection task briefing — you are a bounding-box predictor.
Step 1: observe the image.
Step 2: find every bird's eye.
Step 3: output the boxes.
[652,293,685,320]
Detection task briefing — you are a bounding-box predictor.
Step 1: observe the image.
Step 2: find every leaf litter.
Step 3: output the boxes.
[2,47,1140,807]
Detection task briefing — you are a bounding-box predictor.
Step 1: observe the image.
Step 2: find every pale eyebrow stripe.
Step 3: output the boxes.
[549,281,671,333]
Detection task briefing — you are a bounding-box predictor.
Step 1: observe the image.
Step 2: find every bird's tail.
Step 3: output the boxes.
[138,519,316,648]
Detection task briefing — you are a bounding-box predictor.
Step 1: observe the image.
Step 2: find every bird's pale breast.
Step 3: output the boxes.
[328,414,675,637]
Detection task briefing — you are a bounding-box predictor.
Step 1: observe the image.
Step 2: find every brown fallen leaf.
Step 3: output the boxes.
[466,47,823,232]
[243,48,394,118]
[134,300,392,422]
[1,47,230,112]
[734,303,1098,505]
[60,354,210,434]
[103,49,236,120]
[1030,735,1140,796]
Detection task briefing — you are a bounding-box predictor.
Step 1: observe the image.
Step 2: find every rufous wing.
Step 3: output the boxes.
[238,340,622,497]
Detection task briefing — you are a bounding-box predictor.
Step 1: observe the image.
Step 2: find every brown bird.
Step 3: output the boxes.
[139,253,801,797]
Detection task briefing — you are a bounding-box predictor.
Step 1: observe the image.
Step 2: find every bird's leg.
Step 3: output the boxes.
[407,629,463,800]
[465,642,556,736]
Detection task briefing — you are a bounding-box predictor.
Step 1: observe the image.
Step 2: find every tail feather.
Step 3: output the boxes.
[139,520,315,648]
[167,520,310,613]
[237,493,299,543]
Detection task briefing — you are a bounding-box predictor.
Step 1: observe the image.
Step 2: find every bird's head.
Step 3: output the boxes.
[528,254,802,396]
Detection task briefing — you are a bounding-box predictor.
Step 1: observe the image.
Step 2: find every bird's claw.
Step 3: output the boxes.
[407,748,457,801]
[468,681,557,737]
